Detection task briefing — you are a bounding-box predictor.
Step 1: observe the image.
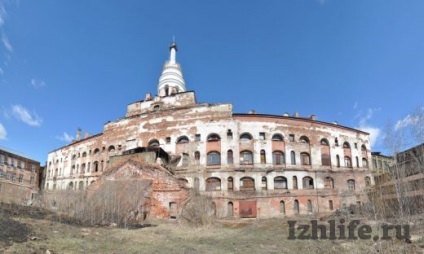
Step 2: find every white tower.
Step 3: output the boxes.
[158,42,186,96]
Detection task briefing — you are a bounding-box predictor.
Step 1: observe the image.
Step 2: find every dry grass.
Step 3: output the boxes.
[4,216,423,254]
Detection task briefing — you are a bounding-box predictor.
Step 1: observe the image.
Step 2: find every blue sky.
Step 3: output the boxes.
[0,0,423,164]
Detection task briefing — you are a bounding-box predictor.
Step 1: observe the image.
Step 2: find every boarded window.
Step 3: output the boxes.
[240,177,255,191]
[273,151,285,165]
[227,177,234,191]
[260,150,266,164]
[207,152,221,165]
[227,150,234,164]
[240,151,253,165]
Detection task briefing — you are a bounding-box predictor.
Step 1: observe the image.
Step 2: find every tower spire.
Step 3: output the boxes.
[157,40,186,96]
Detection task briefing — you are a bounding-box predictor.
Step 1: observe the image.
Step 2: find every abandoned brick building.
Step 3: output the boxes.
[44,43,373,219]
[0,146,40,204]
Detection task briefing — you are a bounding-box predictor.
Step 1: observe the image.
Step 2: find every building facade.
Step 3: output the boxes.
[0,146,40,203]
[45,43,373,218]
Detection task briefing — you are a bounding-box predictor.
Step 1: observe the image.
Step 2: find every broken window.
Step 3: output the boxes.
[207,151,221,166]
[227,150,234,164]
[227,177,233,191]
[206,177,221,191]
[195,134,201,142]
[227,129,233,139]
[166,137,171,144]
[300,152,310,165]
[182,153,189,167]
[336,155,340,167]
[240,150,253,165]
[280,201,285,214]
[261,176,267,190]
[324,177,334,188]
[272,151,285,165]
[294,200,299,214]
[207,134,220,142]
[290,151,296,165]
[289,134,295,142]
[259,132,265,140]
[260,150,266,164]
[194,151,200,161]
[344,156,352,168]
[177,136,189,144]
[272,134,284,141]
[362,158,368,168]
[274,176,288,189]
[299,136,309,143]
[348,179,355,190]
[365,176,371,186]
[293,176,298,189]
[240,133,253,141]
[302,176,314,189]
[329,200,334,210]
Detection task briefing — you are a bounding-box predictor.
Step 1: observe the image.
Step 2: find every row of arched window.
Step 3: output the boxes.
[199,176,367,191]
[149,134,368,150]
[182,149,368,168]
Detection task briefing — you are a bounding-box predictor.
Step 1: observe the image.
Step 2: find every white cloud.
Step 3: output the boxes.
[357,126,380,148]
[355,107,382,149]
[31,79,46,89]
[56,132,74,143]
[0,4,6,27]
[0,122,6,140]
[11,104,42,127]
[353,101,358,110]
[2,33,12,52]
[395,114,419,131]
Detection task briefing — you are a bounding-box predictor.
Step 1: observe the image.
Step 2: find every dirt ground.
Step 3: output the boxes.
[0,203,423,254]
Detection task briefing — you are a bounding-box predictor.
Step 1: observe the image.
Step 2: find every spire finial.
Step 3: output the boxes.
[169,37,177,63]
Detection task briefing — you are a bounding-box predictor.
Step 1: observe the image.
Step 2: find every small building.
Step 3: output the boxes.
[0,146,41,204]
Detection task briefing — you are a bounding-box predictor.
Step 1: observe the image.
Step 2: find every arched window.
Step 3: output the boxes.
[274,176,288,189]
[272,151,285,165]
[290,151,296,165]
[299,136,310,144]
[362,158,368,168]
[87,162,90,172]
[324,177,334,188]
[148,139,160,147]
[280,201,286,214]
[194,151,200,161]
[93,148,100,154]
[227,150,234,164]
[207,151,221,165]
[307,200,313,213]
[329,200,334,210]
[260,150,266,164]
[336,155,340,167]
[68,182,74,190]
[240,150,253,165]
[321,139,331,166]
[272,134,284,141]
[206,177,221,191]
[303,176,314,189]
[343,142,351,148]
[365,176,371,186]
[293,176,298,189]
[182,153,189,167]
[294,200,299,214]
[193,177,200,192]
[78,181,84,191]
[261,176,267,190]
[178,178,188,187]
[300,152,311,165]
[348,179,355,190]
[344,156,352,168]
[207,134,221,142]
[93,161,99,172]
[82,152,87,157]
[176,136,189,144]
[81,163,86,173]
[108,145,115,152]
[240,177,255,190]
[227,202,234,217]
[227,177,234,191]
[356,156,359,167]
[240,133,253,141]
